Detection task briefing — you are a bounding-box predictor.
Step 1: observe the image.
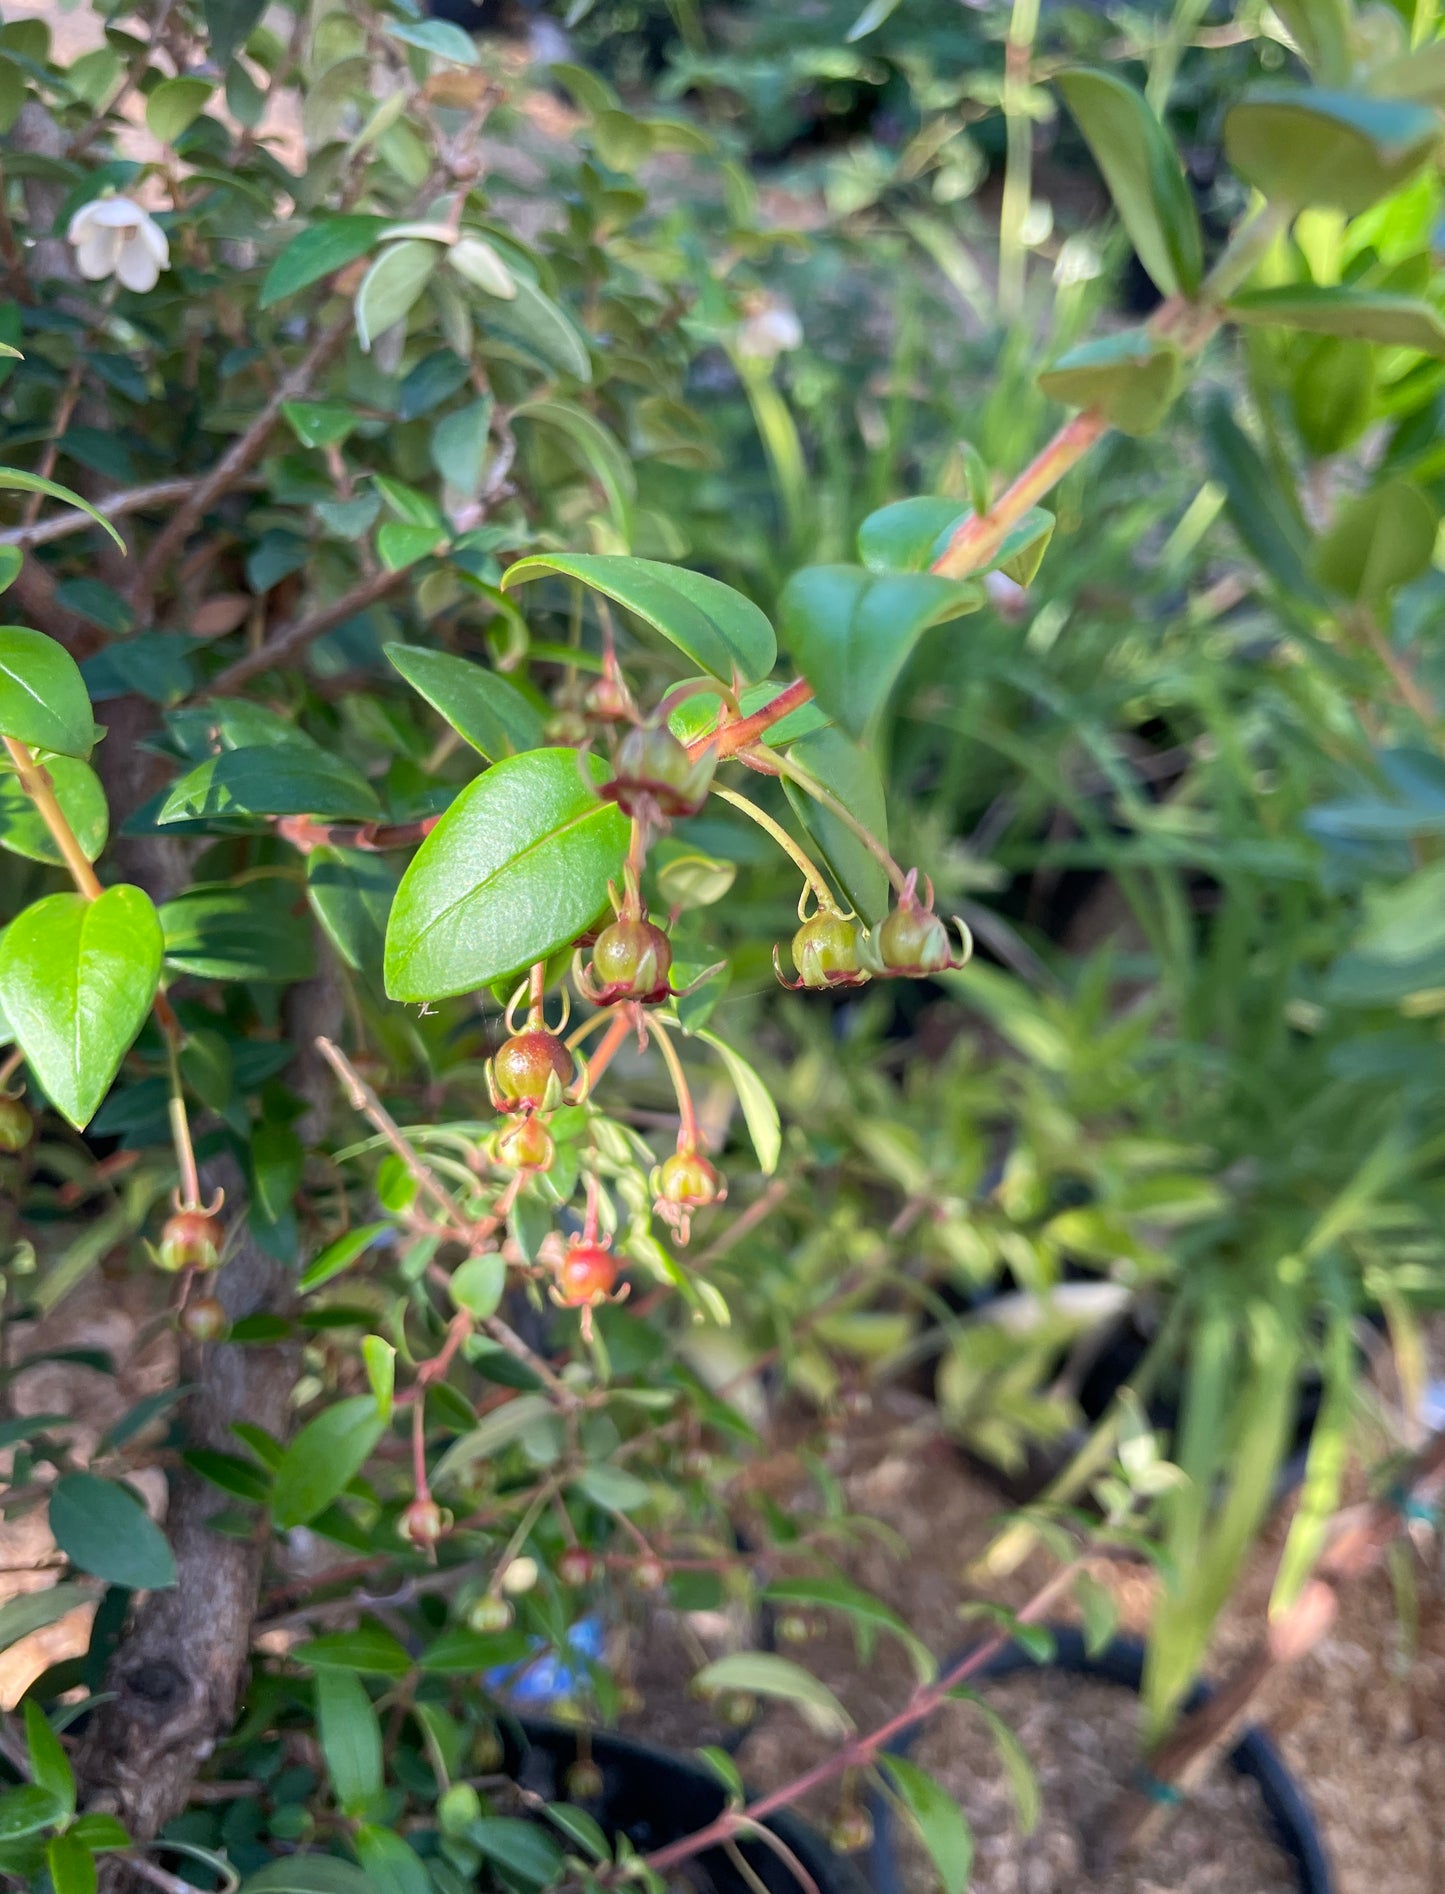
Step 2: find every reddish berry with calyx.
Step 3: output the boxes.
[399,1496,447,1549]
[179,1295,228,1343]
[630,1555,667,1592]
[157,1209,224,1274]
[783,913,867,990]
[830,1810,874,1855]
[585,671,634,722]
[492,1028,574,1112]
[557,1546,597,1588]
[653,1148,725,1243]
[555,1239,619,1308]
[467,1591,514,1633]
[495,1113,555,1172]
[0,1096,32,1152]
[867,869,971,977]
[603,723,715,821]
[583,916,673,1007]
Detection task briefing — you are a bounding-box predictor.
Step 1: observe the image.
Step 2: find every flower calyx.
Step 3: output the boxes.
[860,870,972,978]
[488,1027,576,1115]
[576,912,674,1008]
[775,911,870,990]
[602,723,716,823]
[651,1146,726,1244]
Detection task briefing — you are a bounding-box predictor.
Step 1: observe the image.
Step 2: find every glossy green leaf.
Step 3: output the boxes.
[301,1222,392,1294]
[0,546,22,593]
[1228,286,1445,357]
[160,878,316,983]
[513,400,636,537]
[271,1396,388,1529]
[692,1028,781,1174]
[377,520,443,571]
[281,400,359,449]
[880,1755,972,1894]
[355,240,442,352]
[782,727,890,924]
[448,1251,505,1321]
[145,76,214,143]
[385,643,545,758]
[778,564,980,740]
[765,1576,934,1682]
[504,553,776,685]
[1268,0,1351,83]
[857,495,967,574]
[46,1833,96,1894]
[68,1816,128,1855]
[0,887,162,1127]
[305,847,398,977]
[0,471,125,551]
[159,746,381,824]
[1291,334,1374,458]
[0,1788,64,1842]
[994,507,1056,586]
[431,396,494,496]
[1224,87,1441,213]
[240,1861,374,1894]
[384,748,628,1002]
[387,19,479,65]
[478,275,592,382]
[572,1463,652,1511]
[1037,331,1182,436]
[24,1703,74,1818]
[0,626,95,758]
[1311,479,1439,603]
[48,1473,176,1589]
[693,1652,851,1737]
[354,1828,430,1894]
[315,1668,383,1817]
[448,235,516,297]
[204,0,267,67]
[0,756,107,864]
[1057,69,1202,295]
[295,1623,413,1676]
[471,1819,565,1889]
[260,216,387,308]
[431,1394,556,1490]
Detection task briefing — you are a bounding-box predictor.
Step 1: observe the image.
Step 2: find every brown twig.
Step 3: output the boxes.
[67,0,179,159]
[205,562,412,695]
[2,736,103,897]
[275,812,442,854]
[0,476,211,549]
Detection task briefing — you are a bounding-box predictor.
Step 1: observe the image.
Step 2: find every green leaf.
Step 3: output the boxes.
[48,1474,176,1590]
[294,1623,413,1676]
[260,217,387,308]
[0,627,95,758]
[355,240,443,352]
[204,0,266,67]
[1057,69,1202,296]
[448,235,516,298]
[693,1652,852,1737]
[315,1668,382,1817]
[0,546,22,594]
[504,553,776,685]
[1311,479,1439,603]
[272,1396,387,1530]
[387,19,479,65]
[1268,0,1351,84]
[385,643,545,759]
[384,748,628,1002]
[571,1463,652,1512]
[417,1626,531,1673]
[431,1393,556,1490]
[240,1861,374,1894]
[782,727,890,924]
[477,275,592,382]
[1224,87,1441,213]
[160,745,381,824]
[377,521,444,571]
[0,1584,94,1651]
[1291,334,1374,458]
[68,1815,128,1855]
[354,1828,431,1894]
[879,1756,972,1894]
[1037,330,1182,436]
[24,1703,74,1818]
[300,1221,392,1293]
[362,1335,394,1421]
[431,396,494,497]
[858,496,967,574]
[0,471,124,551]
[145,76,214,143]
[448,1251,506,1321]
[0,756,107,864]
[471,1819,565,1889]
[964,1692,1042,1832]
[0,1787,64,1841]
[778,564,980,740]
[306,848,398,977]
[1199,392,1317,600]
[46,1833,96,1894]
[0,886,162,1128]
[994,508,1056,586]
[160,878,316,983]
[282,400,360,449]
[1227,286,1445,357]
[513,400,637,538]
[692,1029,781,1174]
[765,1576,934,1682]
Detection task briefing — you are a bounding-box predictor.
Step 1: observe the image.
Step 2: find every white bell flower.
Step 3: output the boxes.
[67,196,170,293]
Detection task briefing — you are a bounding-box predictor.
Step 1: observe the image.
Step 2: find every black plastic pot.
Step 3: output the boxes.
[866,1627,1331,1894]
[501,1717,874,1894]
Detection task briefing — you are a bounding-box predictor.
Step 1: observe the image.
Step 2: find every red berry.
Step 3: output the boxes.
[788,914,866,989]
[557,1546,596,1588]
[493,1029,574,1112]
[604,724,714,820]
[556,1240,619,1307]
[655,1149,723,1211]
[496,1114,555,1172]
[585,916,673,1006]
[179,1295,228,1343]
[0,1097,32,1152]
[157,1209,224,1274]
[399,1497,447,1549]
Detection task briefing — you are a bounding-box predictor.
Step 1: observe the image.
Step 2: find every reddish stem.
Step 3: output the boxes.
[276,813,442,854]
[690,676,815,762]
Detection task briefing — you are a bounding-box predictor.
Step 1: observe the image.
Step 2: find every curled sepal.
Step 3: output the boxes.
[860,870,973,978]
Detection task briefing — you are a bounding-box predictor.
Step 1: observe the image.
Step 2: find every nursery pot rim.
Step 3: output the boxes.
[865,1624,1331,1894]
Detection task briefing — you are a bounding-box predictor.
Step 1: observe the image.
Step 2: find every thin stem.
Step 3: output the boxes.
[492,1476,557,1592]
[1199,198,1292,303]
[583,1010,633,1092]
[24,354,88,528]
[690,675,816,762]
[0,1047,23,1092]
[411,1397,431,1503]
[528,959,547,1024]
[765,747,910,897]
[931,410,1108,578]
[711,784,837,911]
[316,1037,470,1240]
[275,812,441,853]
[998,0,1042,319]
[3,736,103,898]
[206,562,412,695]
[161,1009,202,1210]
[650,1018,700,1149]
[0,476,227,549]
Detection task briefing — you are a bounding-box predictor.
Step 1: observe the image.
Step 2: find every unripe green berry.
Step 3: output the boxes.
[586,916,673,1005]
[439,1783,481,1835]
[493,1029,574,1112]
[789,914,865,989]
[467,1592,514,1633]
[0,1096,33,1152]
[565,1759,605,1800]
[830,1809,874,1854]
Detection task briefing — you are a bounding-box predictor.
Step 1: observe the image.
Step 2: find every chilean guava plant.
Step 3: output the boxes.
[3,0,1445,1890]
